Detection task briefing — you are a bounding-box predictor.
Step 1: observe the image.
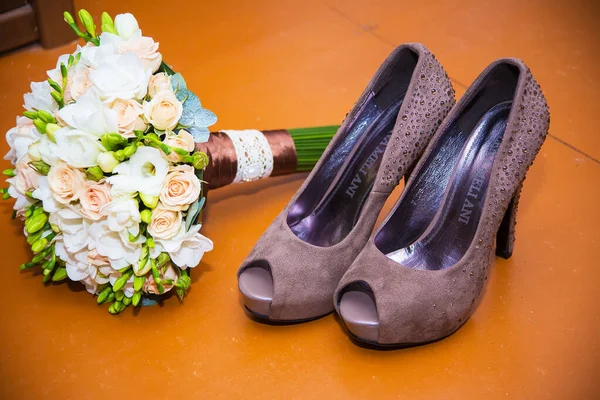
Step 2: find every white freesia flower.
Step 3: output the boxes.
[107,146,169,197]
[36,135,60,166]
[23,81,57,113]
[49,207,91,253]
[58,90,118,136]
[4,116,41,165]
[55,127,105,168]
[79,40,118,69]
[54,236,90,282]
[114,13,141,39]
[100,197,141,236]
[89,220,144,270]
[32,176,63,213]
[155,224,213,269]
[90,52,151,101]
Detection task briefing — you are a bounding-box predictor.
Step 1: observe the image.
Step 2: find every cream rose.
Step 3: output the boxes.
[159,164,200,210]
[147,205,182,240]
[69,65,93,101]
[6,155,39,212]
[120,36,162,72]
[148,73,172,97]
[79,181,112,221]
[47,162,86,204]
[111,99,146,137]
[163,130,195,162]
[143,90,182,131]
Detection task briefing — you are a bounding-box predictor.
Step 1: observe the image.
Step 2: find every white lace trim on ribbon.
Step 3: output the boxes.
[221,129,274,183]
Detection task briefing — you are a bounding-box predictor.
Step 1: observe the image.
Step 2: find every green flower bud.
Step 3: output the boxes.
[32,246,52,263]
[19,262,37,270]
[23,110,38,120]
[112,270,133,292]
[132,292,142,306]
[64,11,75,25]
[47,78,62,93]
[105,292,115,304]
[97,286,113,304]
[97,151,120,173]
[115,290,125,302]
[31,237,49,253]
[192,151,209,170]
[2,168,15,177]
[139,193,158,209]
[140,209,152,224]
[60,62,68,81]
[122,145,137,158]
[146,237,155,248]
[37,110,57,124]
[45,123,60,142]
[50,91,64,106]
[2,192,10,200]
[51,223,60,233]
[52,267,68,282]
[122,296,132,306]
[26,213,48,234]
[100,133,126,151]
[33,119,47,134]
[28,160,50,175]
[134,275,145,292]
[101,12,117,34]
[78,9,96,37]
[114,150,125,161]
[157,252,170,268]
[85,166,104,182]
[42,272,52,283]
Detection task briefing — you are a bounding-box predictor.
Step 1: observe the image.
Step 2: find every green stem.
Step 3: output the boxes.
[288,125,338,172]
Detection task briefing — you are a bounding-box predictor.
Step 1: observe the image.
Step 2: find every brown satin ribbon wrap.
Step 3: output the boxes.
[196,130,298,190]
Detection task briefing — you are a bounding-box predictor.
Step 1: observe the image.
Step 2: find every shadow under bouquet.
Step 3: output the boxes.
[2,10,336,314]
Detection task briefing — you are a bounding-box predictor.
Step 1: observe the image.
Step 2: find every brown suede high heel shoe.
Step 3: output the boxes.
[237,43,456,322]
[334,58,549,346]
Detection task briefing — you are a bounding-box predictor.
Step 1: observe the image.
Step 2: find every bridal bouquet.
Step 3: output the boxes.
[2,10,216,313]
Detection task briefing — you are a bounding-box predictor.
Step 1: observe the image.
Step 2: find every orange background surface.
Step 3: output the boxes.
[1,0,599,399]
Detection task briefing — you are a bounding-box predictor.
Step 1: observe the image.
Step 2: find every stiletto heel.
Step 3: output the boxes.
[495,182,522,259]
[335,58,549,347]
[238,43,455,322]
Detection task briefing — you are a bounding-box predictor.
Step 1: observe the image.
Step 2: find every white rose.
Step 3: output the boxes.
[100,197,141,236]
[90,52,151,101]
[32,176,63,213]
[155,224,213,269]
[143,90,182,131]
[89,220,144,270]
[114,13,141,39]
[55,128,105,168]
[49,207,91,253]
[148,73,172,97]
[147,205,182,240]
[58,90,119,136]
[23,81,57,113]
[107,146,169,197]
[4,116,41,165]
[120,36,162,73]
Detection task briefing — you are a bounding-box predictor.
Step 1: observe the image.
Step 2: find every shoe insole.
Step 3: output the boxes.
[387,101,511,269]
[288,93,404,247]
